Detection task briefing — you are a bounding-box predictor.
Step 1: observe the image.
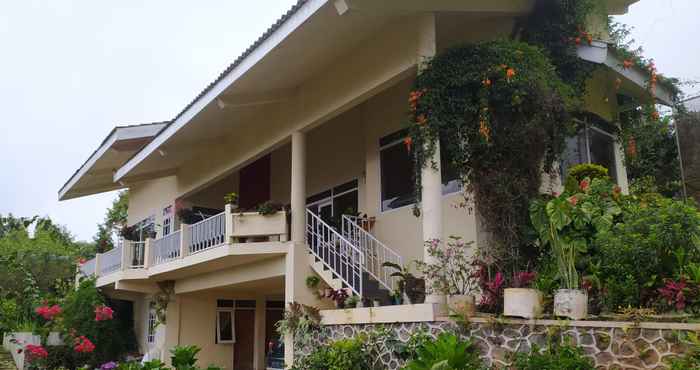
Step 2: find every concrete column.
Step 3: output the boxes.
[179,225,190,258]
[417,13,445,307]
[284,131,319,365]
[162,296,181,366]
[94,253,102,278]
[121,241,130,271]
[253,297,266,370]
[144,238,153,269]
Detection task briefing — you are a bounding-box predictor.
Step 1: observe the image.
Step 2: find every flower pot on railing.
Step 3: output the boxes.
[504,288,544,319]
[553,289,588,320]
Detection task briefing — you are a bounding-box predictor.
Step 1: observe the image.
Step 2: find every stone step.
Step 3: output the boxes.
[0,350,17,370]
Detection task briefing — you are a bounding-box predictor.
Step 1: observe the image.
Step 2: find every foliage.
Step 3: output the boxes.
[563,163,609,194]
[255,201,284,216]
[530,178,622,290]
[393,328,433,362]
[594,195,700,312]
[305,276,320,289]
[511,271,538,289]
[415,236,477,296]
[93,190,129,253]
[170,345,200,369]
[382,262,425,304]
[669,332,700,370]
[471,257,505,313]
[290,337,371,370]
[512,343,594,370]
[275,302,321,347]
[325,288,349,308]
[408,39,576,276]
[404,333,485,370]
[61,279,137,367]
[223,192,239,207]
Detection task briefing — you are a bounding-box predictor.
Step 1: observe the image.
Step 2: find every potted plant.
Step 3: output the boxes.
[305,275,324,298]
[119,225,138,241]
[416,236,477,316]
[345,295,360,308]
[223,192,239,210]
[382,262,425,304]
[389,290,403,305]
[326,288,350,308]
[504,271,543,319]
[530,178,620,320]
[256,201,284,216]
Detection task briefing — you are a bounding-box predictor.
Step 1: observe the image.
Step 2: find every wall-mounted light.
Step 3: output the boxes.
[158,149,167,157]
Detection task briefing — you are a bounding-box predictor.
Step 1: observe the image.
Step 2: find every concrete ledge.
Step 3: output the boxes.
[321,303,437,325]
[436,315,700,331]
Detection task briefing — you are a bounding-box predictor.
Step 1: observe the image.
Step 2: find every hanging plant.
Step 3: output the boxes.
[408,40,577,272]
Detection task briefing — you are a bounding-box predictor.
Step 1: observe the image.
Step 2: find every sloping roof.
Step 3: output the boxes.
[58,122,168,200]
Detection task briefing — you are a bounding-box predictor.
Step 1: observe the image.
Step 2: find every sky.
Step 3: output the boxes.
[0,0,698,242]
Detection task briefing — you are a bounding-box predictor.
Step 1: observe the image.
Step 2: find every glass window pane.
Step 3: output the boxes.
[218,311,233,342]
[380,142,414,211]
[560,131,588,179]
[588,129,617,181]
[440,137,461,195]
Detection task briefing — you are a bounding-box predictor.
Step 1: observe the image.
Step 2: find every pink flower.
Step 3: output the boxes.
[24,344,48,362]
[95,305,114,321]
[659,279,688,311]
[74,336,95,353]
[567,196,578,206]
[35,304,61,320]
[579,179,590,191]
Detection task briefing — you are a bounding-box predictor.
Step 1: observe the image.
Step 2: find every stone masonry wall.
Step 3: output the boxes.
[300,319,695,369]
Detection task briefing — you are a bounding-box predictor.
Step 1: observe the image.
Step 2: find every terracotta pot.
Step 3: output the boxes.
[447,295,476,317]
[553,289,588,320]
[503,288,544,319]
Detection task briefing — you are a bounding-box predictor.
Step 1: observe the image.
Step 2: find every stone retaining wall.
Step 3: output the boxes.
[301,318,697,369]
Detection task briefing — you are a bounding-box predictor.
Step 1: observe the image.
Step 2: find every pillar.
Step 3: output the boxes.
[417,13,445,307]
[284,131,319,365]
[253,297,266,370]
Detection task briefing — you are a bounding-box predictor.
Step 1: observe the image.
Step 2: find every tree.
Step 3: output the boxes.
[92,190,129,253]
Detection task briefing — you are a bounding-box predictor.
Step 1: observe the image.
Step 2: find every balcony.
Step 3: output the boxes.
[79,206,289,286]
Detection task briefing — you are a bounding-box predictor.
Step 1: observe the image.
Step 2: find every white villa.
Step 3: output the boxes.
[59,1,672,369]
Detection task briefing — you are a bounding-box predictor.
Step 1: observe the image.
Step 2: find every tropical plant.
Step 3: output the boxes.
[563,163,609,194]
[275,302,321,348]
[170,345,200,369]
[415,236,477,296]
[393,328,433,361]
[255,201,284,216]
[512,343,594,370]
[511,271,537,289]
[223,192,239,206]
[530,177,623,290]
[382,262,425,303]
[404,333,485,370]
[290,337,371,370]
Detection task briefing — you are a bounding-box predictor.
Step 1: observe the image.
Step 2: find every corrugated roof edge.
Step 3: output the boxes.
[58,121,169,198]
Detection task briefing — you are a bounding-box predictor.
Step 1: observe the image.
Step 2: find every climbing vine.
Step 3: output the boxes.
[406,0,657,272]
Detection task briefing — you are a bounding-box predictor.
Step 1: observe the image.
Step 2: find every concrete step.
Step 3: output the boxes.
[0,350,17,370]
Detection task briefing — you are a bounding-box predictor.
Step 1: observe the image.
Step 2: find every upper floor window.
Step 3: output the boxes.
[162,205,173,236]
[561,122,618,182]
[379,130,460,211]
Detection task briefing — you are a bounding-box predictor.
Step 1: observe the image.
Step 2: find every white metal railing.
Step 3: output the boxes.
[99,245,122,276]
[342,215,402,291]
[125,241,146,268]
[79,258,97,277]
[152,230,182,266]
[306,209,364,296]
[188,212,226,254]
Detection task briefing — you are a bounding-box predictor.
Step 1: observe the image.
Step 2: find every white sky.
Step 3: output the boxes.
[0,1,698,242]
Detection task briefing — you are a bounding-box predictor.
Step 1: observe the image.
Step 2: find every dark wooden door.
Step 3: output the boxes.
[239,154,271,210]
[233,309,255,370]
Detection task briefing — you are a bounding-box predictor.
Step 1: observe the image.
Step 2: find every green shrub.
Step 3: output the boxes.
[170,345,200,369]
[595,196,700,311]
[563,163,609,194]
[61,278,137,367]
[404,333,485,370]
[512,343,594,369]
[291,337,371,370]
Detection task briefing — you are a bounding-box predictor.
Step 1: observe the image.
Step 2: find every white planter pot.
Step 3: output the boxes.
[554,289,588,320]
[447,295,476,317]
[503,288,544,319]
[231,211,287,240]
[46,332,63,346]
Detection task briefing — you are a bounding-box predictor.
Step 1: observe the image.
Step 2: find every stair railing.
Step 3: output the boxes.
[342,215,403,292]
[306,209,364,297]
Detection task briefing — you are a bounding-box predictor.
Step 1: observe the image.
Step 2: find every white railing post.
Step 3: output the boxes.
[94,253,102,277]
[180,225,190,259]
[121,241,130,271]
[144,238,153,268]
[225,204,234,244]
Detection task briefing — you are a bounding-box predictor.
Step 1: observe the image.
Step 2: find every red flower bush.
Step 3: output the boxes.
[24,344,48,362]
[74,336,96,353]
[659,279,689,311]
[512,271,537,288]
[95,305,114,321]
[35,304,62,320]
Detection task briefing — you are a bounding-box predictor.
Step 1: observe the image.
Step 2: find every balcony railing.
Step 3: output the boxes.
[78,209,291,280]
[152,230,181,266]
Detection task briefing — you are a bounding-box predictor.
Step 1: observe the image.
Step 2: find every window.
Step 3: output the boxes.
[307,180,359,226]
[379,130,460,211]
[134,216,155,242]
[147,305,156,344]
[561,124,618,182]
[216,300,235,344]
[162,206,173,236]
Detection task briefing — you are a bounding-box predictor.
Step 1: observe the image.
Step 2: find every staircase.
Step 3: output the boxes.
[0,350,16,370]
[305,210,400,305]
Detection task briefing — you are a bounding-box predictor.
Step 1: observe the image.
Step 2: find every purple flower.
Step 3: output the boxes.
[100,361,118,370]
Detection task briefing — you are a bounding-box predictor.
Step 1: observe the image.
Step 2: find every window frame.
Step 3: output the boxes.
[216,304,235,344]
[378,131,461,213]
[147,304,156,344]
[560,123,619,183]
